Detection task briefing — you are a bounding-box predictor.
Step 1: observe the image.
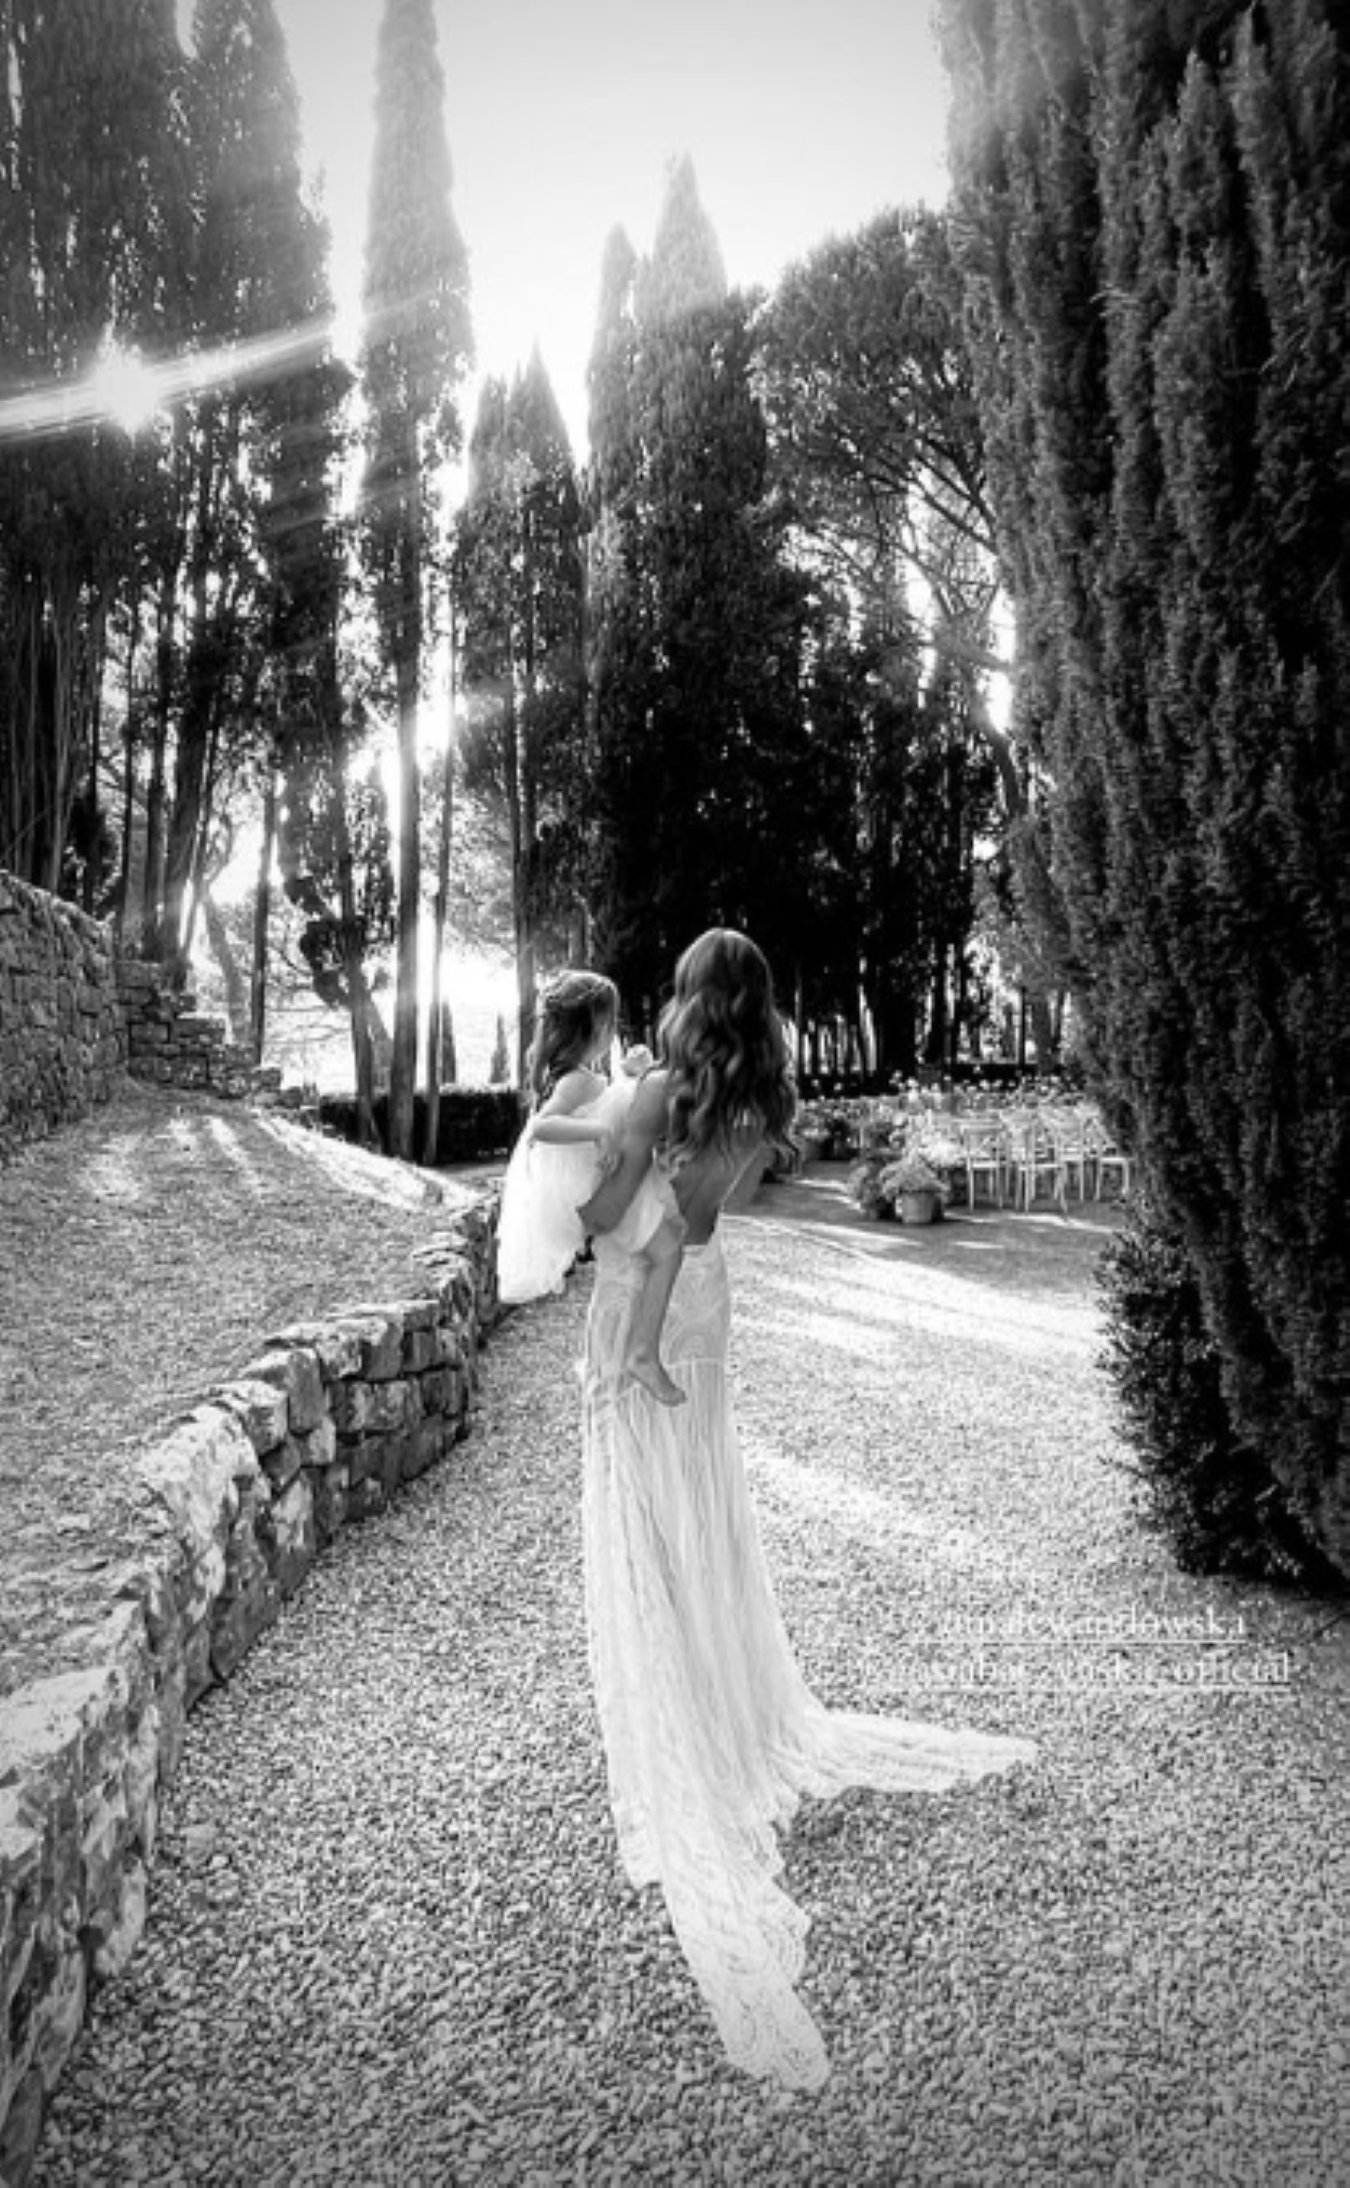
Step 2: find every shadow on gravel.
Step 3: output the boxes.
[744,1164,1123,1304]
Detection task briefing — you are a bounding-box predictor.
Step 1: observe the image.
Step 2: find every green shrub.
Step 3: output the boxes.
[1097,1196,1333,1587]
[319,1085,523,1165]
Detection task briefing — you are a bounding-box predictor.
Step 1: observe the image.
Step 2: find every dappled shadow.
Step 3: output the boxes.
[747,1167,1122,1306]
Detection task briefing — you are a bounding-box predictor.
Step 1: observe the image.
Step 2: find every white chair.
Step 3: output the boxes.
[956,1114,1009,1208]
[1043,1105,1091,1208]
[1002,1108,1061,1208]
[1084,1111,1132,1199]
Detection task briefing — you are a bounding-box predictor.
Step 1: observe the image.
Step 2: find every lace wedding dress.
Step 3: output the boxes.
[582,1226,1037,2091]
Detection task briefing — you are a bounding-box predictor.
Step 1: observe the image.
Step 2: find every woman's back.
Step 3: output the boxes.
[669,1121,764,1244]
[632,1064,763,1244]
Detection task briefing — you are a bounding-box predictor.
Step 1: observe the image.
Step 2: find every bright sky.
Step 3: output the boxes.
[274,0,953,456]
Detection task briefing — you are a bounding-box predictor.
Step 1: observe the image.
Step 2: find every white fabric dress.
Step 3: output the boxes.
[582,1225,1037,2090]
[496,1078,676,1306]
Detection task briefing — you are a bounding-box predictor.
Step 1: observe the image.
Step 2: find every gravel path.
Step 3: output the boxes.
[29,1179,1350,2187]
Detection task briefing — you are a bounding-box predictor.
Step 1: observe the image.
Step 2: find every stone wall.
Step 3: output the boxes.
[0,874,126,1159]
[116,960,258,1102]
[0,1200,500,2186]
[0,869,269,1166]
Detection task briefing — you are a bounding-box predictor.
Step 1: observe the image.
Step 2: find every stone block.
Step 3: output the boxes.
[153,1647,188,1786]
[212,1378,289,1458]
[209,1567,279,1682]
[309,1461,350,1548]
[271,1474,316,1597]
[345,1476,387,1524]
[265,1320,364,1380]
[337,1434,378,1485]
[402,1327,437,1373]
[90,1856,147,1985]
[239,1347,327,1433]
[122,1705,161,1860]
[365,1379,420,1436]
[329,1310,407,1381]
[432,1325,467,1370]
[32,1936,87,2085]
[80,1781,129,1913]
[419,1366,463,1420]
[0,1796,41,2024]
[329,1380,373,1436]
[401,1420,452,1482]
[182,1617,214,1711]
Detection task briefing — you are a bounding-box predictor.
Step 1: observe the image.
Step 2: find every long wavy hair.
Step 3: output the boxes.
[527,970,618,1106]
[658,929,797,1169]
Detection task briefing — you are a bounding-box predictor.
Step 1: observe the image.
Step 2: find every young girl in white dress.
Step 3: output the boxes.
[495,969,688,1405]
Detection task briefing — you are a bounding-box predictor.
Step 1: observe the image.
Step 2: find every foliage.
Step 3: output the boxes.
[452,353,586,1072]
[883,1148,953,1201]
[358,0,472,1160]
[584,158,817,1030]
[757,210,1024,1072]
[941,0,1350,1575]
[0,0,187,891]
[1097,1197,1330,1585]
[319,1083,522,1164]
[847,1140,953,1217]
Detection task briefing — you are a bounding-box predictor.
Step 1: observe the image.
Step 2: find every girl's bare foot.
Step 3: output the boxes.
[628,1354,686,1407]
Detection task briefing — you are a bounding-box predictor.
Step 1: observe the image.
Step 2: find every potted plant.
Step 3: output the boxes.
[880,1147,951,1225]
[846,1148,896,1217]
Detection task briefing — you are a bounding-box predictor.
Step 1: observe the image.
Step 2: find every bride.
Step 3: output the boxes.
[576,927,1036,2091]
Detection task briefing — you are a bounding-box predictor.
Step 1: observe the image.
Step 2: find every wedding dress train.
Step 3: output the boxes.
[581,1228,1036,2091]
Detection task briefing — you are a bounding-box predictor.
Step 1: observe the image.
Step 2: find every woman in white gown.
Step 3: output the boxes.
[577,928,1037,2091]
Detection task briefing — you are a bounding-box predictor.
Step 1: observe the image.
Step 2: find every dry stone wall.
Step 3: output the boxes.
[0,869,270,1165]
[0,874,126,1158]
[116,961,258,1103]
[0,1200,500,2186]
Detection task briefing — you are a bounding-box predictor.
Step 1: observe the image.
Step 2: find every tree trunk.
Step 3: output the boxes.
[142,588,174,958]
[925,942,950,1066]
[423,614,456,1165]
[201,884,250,1046]
[340,851,380,1149]
[388,474,423,1162]
[250,765,277,1064]
[161,672,214,979]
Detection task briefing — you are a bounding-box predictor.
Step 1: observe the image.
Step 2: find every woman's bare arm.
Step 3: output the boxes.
[577,1070,668,1233]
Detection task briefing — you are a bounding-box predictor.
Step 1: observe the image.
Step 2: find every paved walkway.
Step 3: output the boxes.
[28,1178,1350,2187]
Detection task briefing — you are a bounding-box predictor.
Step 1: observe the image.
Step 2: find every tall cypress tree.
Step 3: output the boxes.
[941,0,1350,1573]
[454,353,585,1073]
[152,0,331,973]
[0,0,185,892]
[360,0,471,1160]
[585,157,811,1026]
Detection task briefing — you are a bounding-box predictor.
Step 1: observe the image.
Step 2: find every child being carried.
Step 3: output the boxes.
[496,970,687,1406]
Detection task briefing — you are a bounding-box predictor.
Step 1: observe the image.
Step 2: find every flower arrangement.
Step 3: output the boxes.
[847,1131,961,1219]
[880,1148,952,1204]
[910,1132,963,1175]
[846,1149,896,1216]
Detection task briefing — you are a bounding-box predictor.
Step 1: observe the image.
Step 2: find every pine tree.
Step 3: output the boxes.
[940,0,1350,1574]
[360,0,471,1160]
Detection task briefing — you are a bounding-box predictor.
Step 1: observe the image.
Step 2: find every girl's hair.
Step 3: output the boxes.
[527,969,618,1106]
[658,928,797,1169]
